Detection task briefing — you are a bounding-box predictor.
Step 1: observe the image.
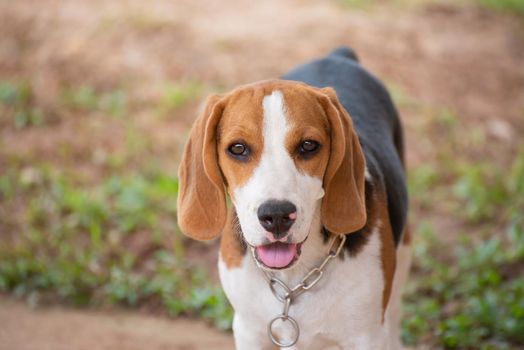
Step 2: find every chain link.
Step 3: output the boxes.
[269,277,291,302]
[301,268,323,290]
[282,296,291,317]
[256,233,346,348]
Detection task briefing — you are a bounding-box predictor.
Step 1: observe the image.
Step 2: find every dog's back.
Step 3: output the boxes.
[283,47,408,245]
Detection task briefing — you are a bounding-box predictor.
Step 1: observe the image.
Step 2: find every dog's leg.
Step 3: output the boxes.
[337,326,389,350]
[233,314,276,350]
[385,228,413,350]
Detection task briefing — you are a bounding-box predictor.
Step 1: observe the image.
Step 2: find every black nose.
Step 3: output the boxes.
[257,200,297,238]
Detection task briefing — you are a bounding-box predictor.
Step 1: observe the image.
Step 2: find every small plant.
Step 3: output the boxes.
[0,81,44,128]
[337,0,370,9]
[60,86,128,117]
[387,83,421,110]
[402,219,524,348]
[478,0,524,16]
[402,149,524,348]
[407,165,439,208]
[159,80,204,113]
[453,149,524,223]
[0,166,232,329]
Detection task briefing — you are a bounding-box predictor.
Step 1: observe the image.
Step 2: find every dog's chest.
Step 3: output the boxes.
[218,230,385,349]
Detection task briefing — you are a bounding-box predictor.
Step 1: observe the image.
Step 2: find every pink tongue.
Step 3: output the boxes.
[256,242,297,268]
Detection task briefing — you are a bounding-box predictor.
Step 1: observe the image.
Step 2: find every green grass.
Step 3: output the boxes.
[451,147,524,223]
[159,80,204,114]
[0,81,129,129]
[337,0,371,9]
[403,148,524,348]
[336,0,439,10]
[60,86,128,117]
[0,81,44,128]
[478,0,524,15]
[0,165,232,330]
[402,219,524,349]
[391,81,524,347]
[337,0,524,15]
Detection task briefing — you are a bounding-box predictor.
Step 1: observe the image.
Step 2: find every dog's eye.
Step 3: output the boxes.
[298,140,320,158]
[227,142,250,159]
[301,140,319,152]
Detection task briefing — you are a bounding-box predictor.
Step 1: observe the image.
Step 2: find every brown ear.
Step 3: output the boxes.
[177,95,227,240]
[318,87,367,234]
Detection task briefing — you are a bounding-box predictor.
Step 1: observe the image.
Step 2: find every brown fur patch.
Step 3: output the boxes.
[281,87,331,179]
[177,95,227,241]
[375,187,397,321]
[217,88,265,194]
[219,208,247,269]
[333,179,376,257]
[401,224,412,245]
[317,87,367,235]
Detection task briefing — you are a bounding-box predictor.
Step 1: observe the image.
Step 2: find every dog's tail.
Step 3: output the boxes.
[329,46,359,62]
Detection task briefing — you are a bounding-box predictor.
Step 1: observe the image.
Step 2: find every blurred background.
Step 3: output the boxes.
[0,0,523,349]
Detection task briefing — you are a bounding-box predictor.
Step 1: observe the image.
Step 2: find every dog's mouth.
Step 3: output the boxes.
[253,242,302,270]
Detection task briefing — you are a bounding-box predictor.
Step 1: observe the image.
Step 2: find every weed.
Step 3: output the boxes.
[453,148,524,223]
[60,86,127,117]
[0,81,44,128]
[407,165,439,208]
[453,163,507,222]
[0,166,232,329]
[402,219,524,348]
[337,0,371,9]
[99,90,127,117]
[402,148,524,348]
[337,0,438,10]
[387,83,421,110]
[60,86,99,111]
[101,12,180,32]
[478,0,524,15]
[159,80,203,113]
[436,109,459,130]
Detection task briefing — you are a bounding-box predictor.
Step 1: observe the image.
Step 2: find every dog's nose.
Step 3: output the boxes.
[257,200,297,238]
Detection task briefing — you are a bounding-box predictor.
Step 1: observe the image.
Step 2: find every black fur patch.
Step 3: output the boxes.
[283,46,408,247]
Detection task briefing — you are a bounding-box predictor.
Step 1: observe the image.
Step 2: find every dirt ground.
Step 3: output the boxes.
[2,0,523,172]
[1,0,523,349]
[0,296,234,350]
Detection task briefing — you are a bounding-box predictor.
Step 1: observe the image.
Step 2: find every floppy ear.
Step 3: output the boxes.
[318,87,367,234]
[177,95,227,240]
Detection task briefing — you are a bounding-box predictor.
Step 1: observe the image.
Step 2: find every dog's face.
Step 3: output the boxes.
[217,90,329,268]
[177,80,366,270]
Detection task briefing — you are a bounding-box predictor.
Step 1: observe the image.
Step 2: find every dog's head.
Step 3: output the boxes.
[177,80,366,269]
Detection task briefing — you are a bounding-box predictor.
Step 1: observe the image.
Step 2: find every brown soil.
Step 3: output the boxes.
[1,0,523,175]
[0,296,234,350]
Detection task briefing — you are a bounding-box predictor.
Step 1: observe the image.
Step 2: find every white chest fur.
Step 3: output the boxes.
[218,227,389,350]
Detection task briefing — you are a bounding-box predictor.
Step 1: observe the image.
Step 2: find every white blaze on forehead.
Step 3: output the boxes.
[259,90,296,191]
[262,91,289,159]
[233,90,325,246]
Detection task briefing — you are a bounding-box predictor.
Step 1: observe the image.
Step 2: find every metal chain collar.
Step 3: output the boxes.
[252,233,347,348]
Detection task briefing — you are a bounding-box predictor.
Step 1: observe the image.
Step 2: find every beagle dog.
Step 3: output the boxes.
[177,47,410,350]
